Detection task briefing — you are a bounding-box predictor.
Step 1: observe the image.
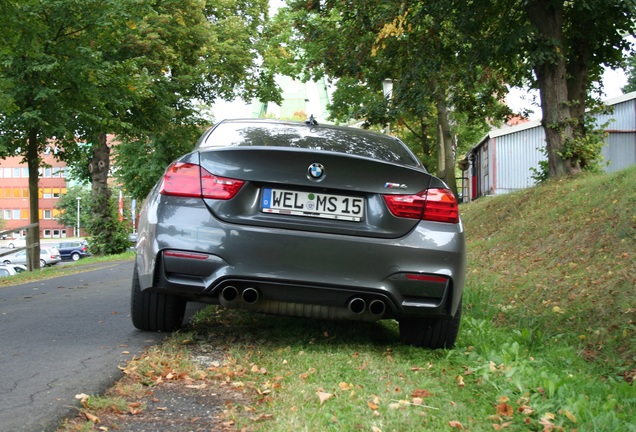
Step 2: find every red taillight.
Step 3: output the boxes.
[159,162,244,200]
[383,188,459,223]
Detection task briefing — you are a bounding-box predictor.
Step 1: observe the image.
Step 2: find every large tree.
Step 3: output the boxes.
[274,1,508,195]
[0,0,95,268]
[450,0,634,177]
[1,0,277,257]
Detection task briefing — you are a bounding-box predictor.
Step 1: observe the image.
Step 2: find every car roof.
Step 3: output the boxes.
[197,119,422,168]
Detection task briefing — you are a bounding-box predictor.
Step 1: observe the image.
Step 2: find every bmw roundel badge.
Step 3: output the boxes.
[307,163,325,180]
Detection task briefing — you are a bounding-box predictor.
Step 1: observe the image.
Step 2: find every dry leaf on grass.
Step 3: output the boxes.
[83,412,100,424]
[317,391,334,405]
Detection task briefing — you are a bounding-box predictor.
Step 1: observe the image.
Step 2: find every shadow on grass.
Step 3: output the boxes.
[185,305,401,351]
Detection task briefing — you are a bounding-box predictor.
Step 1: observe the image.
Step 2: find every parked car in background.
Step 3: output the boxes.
[132,119,466,349]
[0,236,27,249]
[50,241,91,261]
[0,264,27,277]
[2,247,61,267]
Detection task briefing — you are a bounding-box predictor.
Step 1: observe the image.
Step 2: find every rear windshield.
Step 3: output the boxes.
[197,121,421,167]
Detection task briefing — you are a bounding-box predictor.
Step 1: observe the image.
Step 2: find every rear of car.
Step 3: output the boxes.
[52,241,91,261]
[2,247,61,267]
[132,119,466,348]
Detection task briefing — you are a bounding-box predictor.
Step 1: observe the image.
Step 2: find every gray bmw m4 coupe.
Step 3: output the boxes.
[132,119,466,348]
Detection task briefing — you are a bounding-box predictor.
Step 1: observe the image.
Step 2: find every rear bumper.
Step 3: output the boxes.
[136,196,465,320]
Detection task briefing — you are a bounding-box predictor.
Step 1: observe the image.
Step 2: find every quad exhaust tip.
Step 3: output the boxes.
[348,297,367,314]
[221,286,239,303]
[221,287,387,319]
[242,287,260,304]
[369,299,387,316]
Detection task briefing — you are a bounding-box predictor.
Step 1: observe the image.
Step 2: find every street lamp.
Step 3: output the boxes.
[76,197,81,238]
[382,78,394,135]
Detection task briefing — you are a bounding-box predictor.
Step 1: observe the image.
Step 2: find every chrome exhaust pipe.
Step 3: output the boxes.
[369,300,386,317]
[241,287,260,304]
[348,297,366,315]
[220,286,239,306]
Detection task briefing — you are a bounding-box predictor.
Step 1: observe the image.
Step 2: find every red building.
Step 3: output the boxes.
[0,150,75,239]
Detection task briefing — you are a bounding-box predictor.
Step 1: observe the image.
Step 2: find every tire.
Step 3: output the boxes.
[3,260,10,264]
[40,259,46,267]
[131,264,186,332]
[398,299,462,349]
[71,252,81,261]
[8,243,14,249]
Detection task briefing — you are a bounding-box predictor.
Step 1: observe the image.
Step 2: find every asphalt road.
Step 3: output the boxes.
[0,260,166,432]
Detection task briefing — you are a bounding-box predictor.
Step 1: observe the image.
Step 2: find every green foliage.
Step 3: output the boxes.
[114,123,206,200]
[622,52,636,94]
[54,186,92,232]
[85,189,130,256]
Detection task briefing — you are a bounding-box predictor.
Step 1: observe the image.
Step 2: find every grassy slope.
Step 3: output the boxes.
[461,165,636,374]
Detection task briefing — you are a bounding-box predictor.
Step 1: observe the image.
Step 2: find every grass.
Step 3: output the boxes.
[0,250,136,287]
[59,167,636,431]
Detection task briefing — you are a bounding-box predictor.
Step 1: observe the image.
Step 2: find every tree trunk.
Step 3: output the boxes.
[435,89,458,197]
[526,0,581,177]
[26,128,41,270]
[567,32,593,169]
[88,133,113,255]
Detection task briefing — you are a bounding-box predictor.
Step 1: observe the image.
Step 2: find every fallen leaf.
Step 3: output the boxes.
[339,382,353,391]
[518,405,535,415]
[448,420,464,429]
[412,397,423,406]
[317,391,334,405]
[129,407,143,415]
[496,402,514,417]
[84,412,100,423]
[253,413,274,422]
[412,389,432,398]
[367,401,379,411]
[456,375,465,387]
[75,393,90,408]
[562,409,577,423]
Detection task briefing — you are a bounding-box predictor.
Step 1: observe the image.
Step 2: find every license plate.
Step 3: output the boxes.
[261,188,364,221]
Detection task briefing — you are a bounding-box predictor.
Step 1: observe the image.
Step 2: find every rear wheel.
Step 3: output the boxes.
[131,264,186,332]
[71,252,81,261]
[398,299,462,349]
[40,259,46,267]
